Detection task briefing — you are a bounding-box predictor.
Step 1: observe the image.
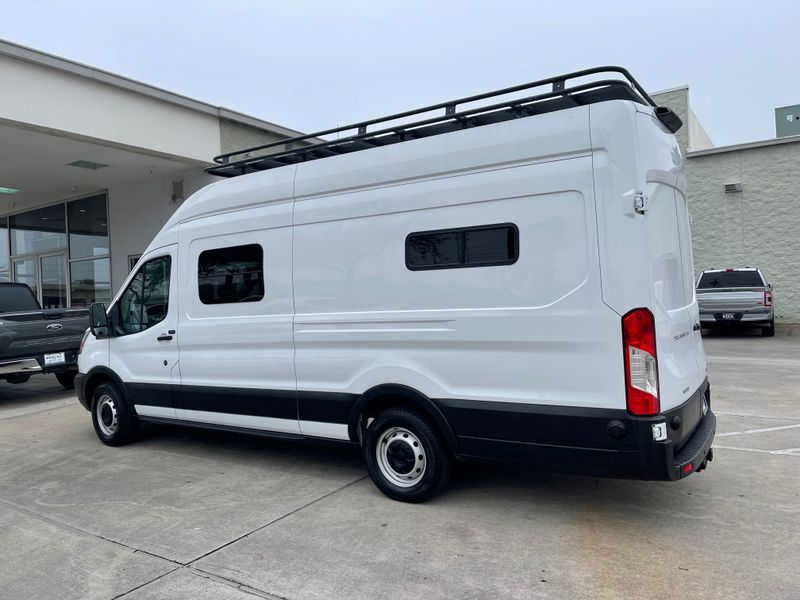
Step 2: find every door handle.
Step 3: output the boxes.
[157,334,173,341]
[693,323,701,331]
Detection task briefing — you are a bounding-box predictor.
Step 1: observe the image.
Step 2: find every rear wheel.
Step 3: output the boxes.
[364,407,452,503]
[55,371,77,390]
[762,319,775,337]
[91,382,138,446]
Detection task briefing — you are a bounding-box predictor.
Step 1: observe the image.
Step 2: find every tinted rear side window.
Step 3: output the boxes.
[198,244,264,304]
[0,284,40,312]
[406,224,518,270]
[697,271,764,288]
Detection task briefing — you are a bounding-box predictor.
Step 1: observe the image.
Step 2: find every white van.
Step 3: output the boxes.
[77,67,715,502]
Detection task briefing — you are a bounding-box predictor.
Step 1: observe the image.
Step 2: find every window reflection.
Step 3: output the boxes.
[0,218,8,281]
[69,258,111,307]
[68,195,109,259]
[10,205,67,255]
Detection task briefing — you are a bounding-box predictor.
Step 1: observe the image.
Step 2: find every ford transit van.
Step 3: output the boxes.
[77,67,714,502]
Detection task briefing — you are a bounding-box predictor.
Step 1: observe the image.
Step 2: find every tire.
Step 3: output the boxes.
[364,407,452,503]
[762,319,775,337]
[55,371,77,390]
[91,382,139,446]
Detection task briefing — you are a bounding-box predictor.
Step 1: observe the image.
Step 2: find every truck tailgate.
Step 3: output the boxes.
[697,288,765,312]
[0,310,89,360]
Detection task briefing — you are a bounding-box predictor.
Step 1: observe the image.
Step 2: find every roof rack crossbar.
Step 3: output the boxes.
[208,66,668,177]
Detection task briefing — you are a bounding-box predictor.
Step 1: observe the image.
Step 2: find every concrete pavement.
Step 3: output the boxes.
[0,332,798,599]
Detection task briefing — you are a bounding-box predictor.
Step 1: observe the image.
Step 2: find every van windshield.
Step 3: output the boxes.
[697,271,763,288]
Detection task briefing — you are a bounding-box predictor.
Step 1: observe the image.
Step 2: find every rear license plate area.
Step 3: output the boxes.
[43,352,66,366]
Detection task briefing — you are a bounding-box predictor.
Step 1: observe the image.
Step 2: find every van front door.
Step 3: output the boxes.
[108,247,180,419]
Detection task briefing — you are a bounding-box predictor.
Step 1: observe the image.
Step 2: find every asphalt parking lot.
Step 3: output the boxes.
[1,329,798,600]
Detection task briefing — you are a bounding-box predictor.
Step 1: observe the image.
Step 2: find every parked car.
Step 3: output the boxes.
[696,268,774,336]
[77,67,715,502]
[0,282,89,388]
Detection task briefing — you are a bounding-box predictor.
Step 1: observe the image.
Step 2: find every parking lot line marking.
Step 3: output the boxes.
[706,355,800,367]
[0,397,77,420]
[714,445,800,456]
[717,423,800,438]
[714,411,800,421]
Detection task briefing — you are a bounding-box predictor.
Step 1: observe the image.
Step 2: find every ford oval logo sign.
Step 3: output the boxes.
[46,323,63,331]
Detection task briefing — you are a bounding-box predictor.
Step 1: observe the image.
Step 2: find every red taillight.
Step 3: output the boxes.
[764,290,772,308]
[622,308,660,416]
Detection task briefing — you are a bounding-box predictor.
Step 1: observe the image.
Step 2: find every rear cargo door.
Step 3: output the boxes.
[643,182,704,411]
[674,188,707,392]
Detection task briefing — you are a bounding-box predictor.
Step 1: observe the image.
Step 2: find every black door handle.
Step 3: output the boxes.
[693,323,701,331]
[157,334,173,341]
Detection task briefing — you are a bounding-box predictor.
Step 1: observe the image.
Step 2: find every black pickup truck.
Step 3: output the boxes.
[0,283,89,389]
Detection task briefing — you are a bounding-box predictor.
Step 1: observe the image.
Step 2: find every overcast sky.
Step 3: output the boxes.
[2,1,797,147]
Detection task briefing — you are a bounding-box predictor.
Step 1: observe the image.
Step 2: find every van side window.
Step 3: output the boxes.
[198,244,264,304]
[116,256,171,335]
[406,223,518,270]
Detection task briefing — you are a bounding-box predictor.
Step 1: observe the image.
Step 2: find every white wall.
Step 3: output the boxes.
[0,55,220,163]
[108,168,216,292]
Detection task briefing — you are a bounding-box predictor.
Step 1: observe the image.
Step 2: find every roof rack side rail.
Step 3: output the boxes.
[208,66,680,178]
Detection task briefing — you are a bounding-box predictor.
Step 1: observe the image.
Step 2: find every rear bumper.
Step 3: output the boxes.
[638,402,715,480]
[440,379,715,481]
[0,357,42,376]
[700,310,772,324]
[0,350,79,377]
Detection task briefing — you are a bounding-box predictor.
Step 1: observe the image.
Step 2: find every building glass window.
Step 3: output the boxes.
[198,244,264,304]
[69,258,111,307]
[68,194,109,259]
[10,204,67,255]
[406,223,518,270]
[0,218,9,282]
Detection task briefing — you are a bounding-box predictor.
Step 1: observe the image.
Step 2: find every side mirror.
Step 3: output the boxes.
[769,283,773,291]
[90,303,111,338]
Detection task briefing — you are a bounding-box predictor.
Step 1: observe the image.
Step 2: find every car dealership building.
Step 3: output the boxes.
[1,39,798,322]
[0,39,304,310]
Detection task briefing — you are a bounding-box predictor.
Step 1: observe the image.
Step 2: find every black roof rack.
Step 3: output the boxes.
[207,66,681,178]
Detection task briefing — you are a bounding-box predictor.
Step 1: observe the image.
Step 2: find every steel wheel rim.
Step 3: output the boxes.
[96,394,118,437]
[376,426,426,488]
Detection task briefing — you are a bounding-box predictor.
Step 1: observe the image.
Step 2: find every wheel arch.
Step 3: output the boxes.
[347,384,460,454]
[82,367,136,415]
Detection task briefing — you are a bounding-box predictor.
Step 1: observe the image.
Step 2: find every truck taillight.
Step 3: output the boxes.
[764,290,772,308]
[622,308,660,416]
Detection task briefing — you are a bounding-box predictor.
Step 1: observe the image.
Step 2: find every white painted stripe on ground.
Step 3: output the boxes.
[714,445,800,456]
[706,355,800,367]
[715,411,800,420]
[0,397,77,420]
[717,423,800,438]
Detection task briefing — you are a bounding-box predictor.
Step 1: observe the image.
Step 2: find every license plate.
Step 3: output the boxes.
[721,313,735,320]
[43,352,66,366]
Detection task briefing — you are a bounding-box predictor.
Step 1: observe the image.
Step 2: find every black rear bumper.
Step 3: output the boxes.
[438,379,715,481]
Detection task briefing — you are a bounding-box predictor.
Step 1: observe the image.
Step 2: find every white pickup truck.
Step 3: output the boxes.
[696,268,774,336]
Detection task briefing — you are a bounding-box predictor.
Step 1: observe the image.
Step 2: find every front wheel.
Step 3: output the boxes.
[55,371,77,390]
[91,382,138,446]
[364,407,452,503]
